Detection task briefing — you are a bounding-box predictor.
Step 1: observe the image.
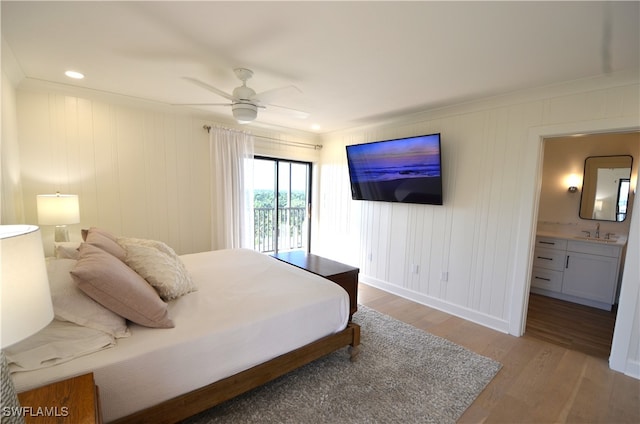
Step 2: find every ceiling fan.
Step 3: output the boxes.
[181,68,309,124]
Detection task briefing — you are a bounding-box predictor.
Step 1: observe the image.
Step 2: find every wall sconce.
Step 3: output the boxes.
[36,192,80,242]
[566,173,581,194]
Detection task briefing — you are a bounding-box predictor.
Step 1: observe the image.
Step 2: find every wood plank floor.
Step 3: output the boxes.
[525,293,617,359]
[357,283,640,424]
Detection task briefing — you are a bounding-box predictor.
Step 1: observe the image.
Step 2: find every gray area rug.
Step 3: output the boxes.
[184,305,502,423]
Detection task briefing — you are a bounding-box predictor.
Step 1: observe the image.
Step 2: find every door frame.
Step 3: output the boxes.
[509,116,639,376]
[254,156,313,254]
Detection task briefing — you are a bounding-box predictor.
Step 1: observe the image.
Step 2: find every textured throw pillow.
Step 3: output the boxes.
[118,237,175,256]
[118,237,197,301]
[47,258,130,338]
[84,227,126,261]
[71,243,174,328]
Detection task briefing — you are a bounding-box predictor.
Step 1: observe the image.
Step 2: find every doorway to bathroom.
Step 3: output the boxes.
[526,131,638,358]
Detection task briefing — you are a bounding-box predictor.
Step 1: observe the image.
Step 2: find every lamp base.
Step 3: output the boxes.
[1,350,26,423]
[54,225,70,242]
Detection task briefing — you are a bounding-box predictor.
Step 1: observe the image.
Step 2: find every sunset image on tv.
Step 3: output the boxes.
[346,134,443,205]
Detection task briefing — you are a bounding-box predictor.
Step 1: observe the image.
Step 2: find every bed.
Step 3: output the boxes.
[8,229,360,423]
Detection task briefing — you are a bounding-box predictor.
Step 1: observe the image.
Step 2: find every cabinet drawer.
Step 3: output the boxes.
[531,267,563,291]
[533,247,566,271]
[535,236,568,251]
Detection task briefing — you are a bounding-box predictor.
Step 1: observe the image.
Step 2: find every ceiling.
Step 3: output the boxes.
[2,1,639,134]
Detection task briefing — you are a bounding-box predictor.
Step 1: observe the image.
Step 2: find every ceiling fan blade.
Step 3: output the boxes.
[182,77,236,101]
[253,85,302,105]
[266,103,310,119]
[172,103,232,107]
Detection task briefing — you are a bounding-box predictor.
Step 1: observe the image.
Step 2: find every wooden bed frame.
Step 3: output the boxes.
[111,322,361,424]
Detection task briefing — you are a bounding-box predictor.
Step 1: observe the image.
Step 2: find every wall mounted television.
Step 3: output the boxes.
[345,133,443,205]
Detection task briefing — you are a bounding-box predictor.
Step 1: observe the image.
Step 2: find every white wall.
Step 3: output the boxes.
[1,39,25,223]
[13,81,320,256]
[314,71,640,377]
[16,88,211,255]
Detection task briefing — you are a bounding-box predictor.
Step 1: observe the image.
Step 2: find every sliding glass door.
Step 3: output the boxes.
[252,157,311,254]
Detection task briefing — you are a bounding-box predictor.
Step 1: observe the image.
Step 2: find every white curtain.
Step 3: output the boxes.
[210,127,255,250]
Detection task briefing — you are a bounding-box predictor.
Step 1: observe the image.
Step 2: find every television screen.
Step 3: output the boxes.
[345,133,443,205]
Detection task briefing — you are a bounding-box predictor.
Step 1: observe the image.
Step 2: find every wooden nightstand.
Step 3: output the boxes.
[17,373,102,423]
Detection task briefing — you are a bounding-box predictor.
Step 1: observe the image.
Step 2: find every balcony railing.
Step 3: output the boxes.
[254,207,306,253]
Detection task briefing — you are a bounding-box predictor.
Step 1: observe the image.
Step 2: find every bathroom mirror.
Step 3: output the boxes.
[579,155,633,221]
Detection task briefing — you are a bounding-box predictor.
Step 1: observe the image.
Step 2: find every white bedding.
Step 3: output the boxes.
[12,249,349,422]
[6,320,115,372]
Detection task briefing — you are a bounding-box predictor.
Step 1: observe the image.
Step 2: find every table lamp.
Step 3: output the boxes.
[1,225,54,423]
[36,193,80,242]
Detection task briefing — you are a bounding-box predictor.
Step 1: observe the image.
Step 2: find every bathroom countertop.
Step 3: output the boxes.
[537,230,628,247]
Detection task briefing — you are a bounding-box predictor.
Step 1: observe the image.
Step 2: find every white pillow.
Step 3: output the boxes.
[54,242,81,259]
[46,258,130,338]
[118,238,197,301]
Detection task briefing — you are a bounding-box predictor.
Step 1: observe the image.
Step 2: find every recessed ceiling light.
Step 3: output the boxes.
[65,70,84,79]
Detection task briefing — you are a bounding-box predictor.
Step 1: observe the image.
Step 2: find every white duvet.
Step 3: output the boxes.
[12,249,350,422]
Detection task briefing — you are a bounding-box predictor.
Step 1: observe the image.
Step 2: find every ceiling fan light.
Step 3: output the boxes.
[232,103,257,124]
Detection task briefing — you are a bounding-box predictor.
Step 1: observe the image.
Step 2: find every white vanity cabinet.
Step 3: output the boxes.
[562,241,620,305]
[530,235,624,310]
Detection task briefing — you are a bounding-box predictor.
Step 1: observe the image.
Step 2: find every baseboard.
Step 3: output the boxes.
[360,276,510,334]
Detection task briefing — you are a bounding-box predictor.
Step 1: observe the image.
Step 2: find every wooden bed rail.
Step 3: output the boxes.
[110,322,361,424]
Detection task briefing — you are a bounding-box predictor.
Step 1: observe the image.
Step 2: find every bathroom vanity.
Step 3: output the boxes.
[530,232,626,310]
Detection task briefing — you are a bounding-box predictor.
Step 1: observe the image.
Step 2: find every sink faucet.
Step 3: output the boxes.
[595,223,600,239]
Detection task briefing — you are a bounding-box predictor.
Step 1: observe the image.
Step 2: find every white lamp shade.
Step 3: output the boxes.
[1,225,54,348]
[37,193,80,225]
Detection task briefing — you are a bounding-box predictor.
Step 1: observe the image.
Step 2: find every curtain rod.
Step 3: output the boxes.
[203,125,322,150]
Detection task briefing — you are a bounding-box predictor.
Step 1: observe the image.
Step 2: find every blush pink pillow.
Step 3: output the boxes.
[71,243,174,328]
[84,228,127,261]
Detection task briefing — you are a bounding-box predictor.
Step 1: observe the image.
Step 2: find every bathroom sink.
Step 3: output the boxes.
[573,236,618,244]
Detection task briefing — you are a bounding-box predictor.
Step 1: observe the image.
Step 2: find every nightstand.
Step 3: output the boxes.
[17,373,102,423]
